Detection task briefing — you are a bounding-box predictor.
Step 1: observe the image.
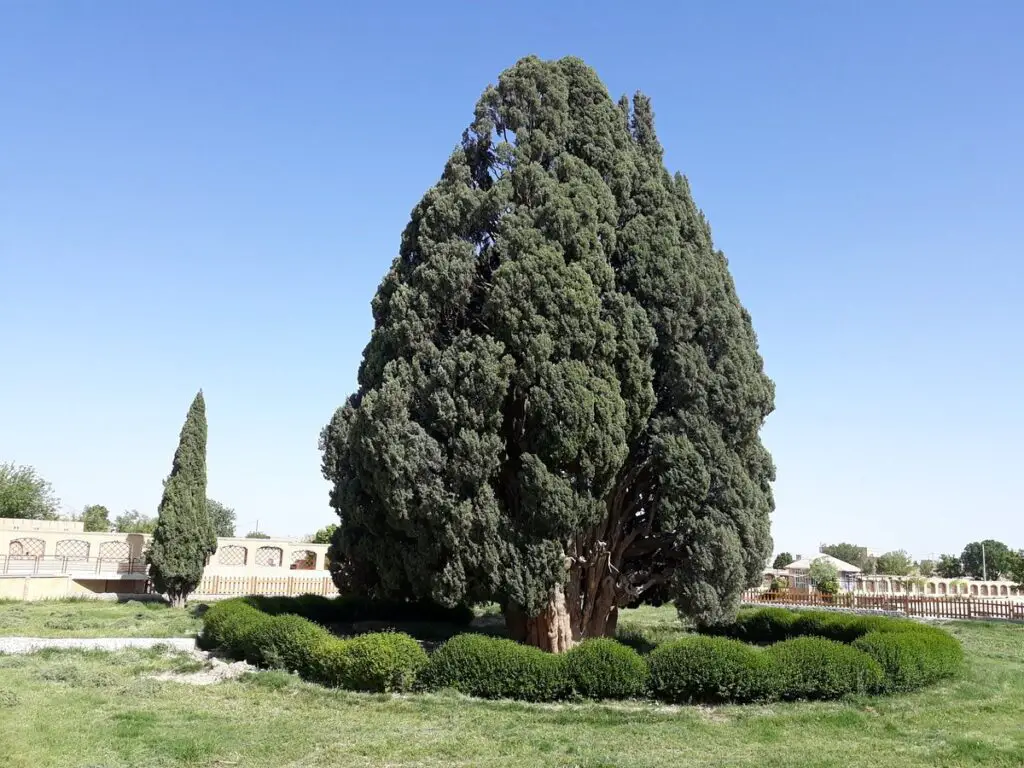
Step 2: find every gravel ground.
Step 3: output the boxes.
[0,636,197,654]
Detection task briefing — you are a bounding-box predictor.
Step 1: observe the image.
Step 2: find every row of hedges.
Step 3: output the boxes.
[699,607,923,645]
[239,594,474,627]
[202,600,962,703]
[201,598,429,692]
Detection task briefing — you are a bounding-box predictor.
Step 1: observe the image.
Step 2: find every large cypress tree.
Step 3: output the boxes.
[321,56,775,651]
[148,391,216,607]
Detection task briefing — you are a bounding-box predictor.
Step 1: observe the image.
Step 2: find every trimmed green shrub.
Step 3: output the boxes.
[563,639,648,700]
[853,629,964,692]
[303,637,351,686]
[649,636,774,704]
[201,598,276,664]
[422,634,566,702]
[201,598,429,692]
[340,632,428,693]
[764,637,884,700]
[257,614,333,672]
[702,608,925,645]
[200,598,259,649]
[726,608,797,644]
[246,594,473,626]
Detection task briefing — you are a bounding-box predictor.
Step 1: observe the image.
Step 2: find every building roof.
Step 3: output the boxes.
[783,554,862,573]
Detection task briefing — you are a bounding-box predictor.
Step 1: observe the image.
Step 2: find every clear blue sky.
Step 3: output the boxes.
[2,2,1021,557]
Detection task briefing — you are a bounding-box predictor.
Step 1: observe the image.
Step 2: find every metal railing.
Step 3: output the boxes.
[0,555,148,576]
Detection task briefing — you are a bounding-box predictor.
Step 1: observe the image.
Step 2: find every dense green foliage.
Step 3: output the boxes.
[808,558,840,594]
[648,635,772,703]
[147,392,217,607]
[0,461,60,519]
[206,498,236,538]
[875,550,913,576]
[200,599,427,693]
[309,523,337,545]
[935,553,964,578]
[320,55,775,643]
[257,613,332,671]
[114,509,157,533]
[79,504,111,531]
[562,638,648,699]
[244,593,474,627]
[772,552,794,569]
[961,540,1013,580]
[421,634,567,701]
[764,637,884,700]
[201,600,960,705]
[853,629,965,691]
[820,543,875,573]
[342,633,430,692]
[915,558,936,577]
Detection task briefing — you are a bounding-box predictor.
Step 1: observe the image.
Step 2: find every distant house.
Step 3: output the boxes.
[783,554,862,593]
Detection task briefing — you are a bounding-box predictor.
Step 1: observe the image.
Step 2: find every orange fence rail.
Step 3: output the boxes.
[742,590,1024,621]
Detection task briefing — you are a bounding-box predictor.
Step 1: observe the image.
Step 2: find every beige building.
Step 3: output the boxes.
[763,552,1021,600]
[0,517,332,601]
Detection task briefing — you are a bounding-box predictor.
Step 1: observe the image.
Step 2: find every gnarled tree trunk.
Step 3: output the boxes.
[504,564,621,652]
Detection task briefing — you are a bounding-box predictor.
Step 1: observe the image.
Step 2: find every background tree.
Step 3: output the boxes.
[147,392,216,607]
[321,56,775,651]
[915,559,936,577]
[308,524,337,545]
[961,540,1012,580]
[206,498,236,538]
[819,543,874,573]
[935,554,964,578]
[114,510,158,534]
[79,504,111,532]
[808,557,839,595]
[875,550,913,576]
[0,462,60,519]
[772,552,794,569]
[1009,550,1024,589]
[245,531,271,539]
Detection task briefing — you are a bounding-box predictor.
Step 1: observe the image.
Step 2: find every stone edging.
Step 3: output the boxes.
[0,637,197,654]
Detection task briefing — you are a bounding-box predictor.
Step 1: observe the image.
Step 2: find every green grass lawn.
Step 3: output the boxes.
[0,615,1021,767]
[0,599,202,638]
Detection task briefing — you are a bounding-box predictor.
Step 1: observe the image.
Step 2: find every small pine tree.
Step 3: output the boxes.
[147,391,216,607]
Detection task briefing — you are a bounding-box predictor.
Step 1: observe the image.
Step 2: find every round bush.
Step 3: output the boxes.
[200,599,258,649]
[201,598,275,664]
[727,608,797,644]
[303,636,351,686]
[853,628,964,692]
[340,632,429,692]
[257,614,333,673]
[563,639,648,700]
[764,637,884,700]
[649,636,773,704]
[422,634,565,702]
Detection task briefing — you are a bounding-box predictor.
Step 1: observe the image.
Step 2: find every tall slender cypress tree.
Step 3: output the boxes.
[148,391,216,607]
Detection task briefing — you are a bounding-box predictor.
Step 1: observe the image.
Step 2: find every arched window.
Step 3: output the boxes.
[255,547,283,568]
[9,538,45,558]
[99,541,130,561]
[289,550,316,570]
[56,540,90,560]
[218,546,247,567]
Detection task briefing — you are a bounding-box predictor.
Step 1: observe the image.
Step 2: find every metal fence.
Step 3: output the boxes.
[0,555,148,576]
